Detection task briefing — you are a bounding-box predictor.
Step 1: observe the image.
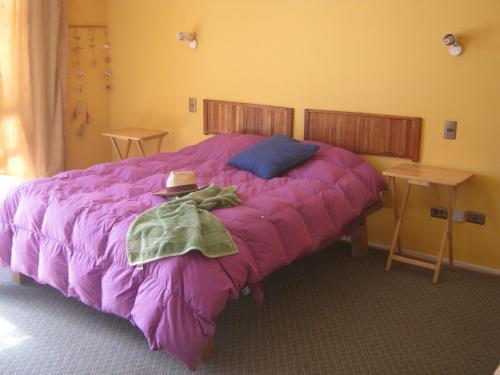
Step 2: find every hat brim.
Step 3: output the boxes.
[153,185,201,197]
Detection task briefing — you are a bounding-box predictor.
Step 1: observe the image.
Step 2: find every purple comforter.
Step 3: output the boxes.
[0,134,385,369]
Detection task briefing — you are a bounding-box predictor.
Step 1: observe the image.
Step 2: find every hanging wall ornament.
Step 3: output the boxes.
[75,68,85,79]
[72,100,92,138]
[75,83,83,93]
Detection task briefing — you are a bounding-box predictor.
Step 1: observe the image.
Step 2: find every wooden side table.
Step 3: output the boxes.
[383,164,473,283]
[101,127,169,160]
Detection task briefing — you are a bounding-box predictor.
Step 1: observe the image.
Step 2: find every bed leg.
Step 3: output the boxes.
[11,271,25,284]
[201,336,214,362]
[350,222,368,258]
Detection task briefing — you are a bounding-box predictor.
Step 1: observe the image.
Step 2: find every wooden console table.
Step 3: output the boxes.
[383,164,473,283]
[101,127,169,160]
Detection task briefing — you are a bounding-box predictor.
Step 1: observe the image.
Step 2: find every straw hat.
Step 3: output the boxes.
[154,171,199,197]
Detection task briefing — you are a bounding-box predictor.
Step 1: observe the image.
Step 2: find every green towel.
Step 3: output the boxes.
[126,184,240,266]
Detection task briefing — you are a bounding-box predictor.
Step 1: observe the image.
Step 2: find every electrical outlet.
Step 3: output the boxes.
[465,210,486,225]
[431,206,448,219]
[189,98,197,113]
[443,120,457,139]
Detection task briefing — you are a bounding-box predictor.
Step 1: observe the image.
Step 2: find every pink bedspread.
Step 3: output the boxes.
[0,134,385,370]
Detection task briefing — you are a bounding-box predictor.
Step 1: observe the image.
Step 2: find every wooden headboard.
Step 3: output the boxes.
[304,109,422,161]
[204,99,293,137]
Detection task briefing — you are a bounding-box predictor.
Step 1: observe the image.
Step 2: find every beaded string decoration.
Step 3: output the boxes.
[73,30,85,82]
[71,29,92,137]
[73,29,84,93]
[103,31,112,90]
[88,29,97,67]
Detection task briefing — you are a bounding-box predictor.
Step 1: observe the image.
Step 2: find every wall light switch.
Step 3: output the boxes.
[444,120,457,139]
[189,98,197,113]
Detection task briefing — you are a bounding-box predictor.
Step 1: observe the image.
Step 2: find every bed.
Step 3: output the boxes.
[0,100,421,370]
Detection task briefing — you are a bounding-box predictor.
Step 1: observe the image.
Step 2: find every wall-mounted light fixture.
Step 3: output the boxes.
[176,32,197,49]
[443,34,462,56]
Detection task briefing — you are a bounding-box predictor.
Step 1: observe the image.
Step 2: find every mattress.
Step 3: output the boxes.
[0,133,385,369]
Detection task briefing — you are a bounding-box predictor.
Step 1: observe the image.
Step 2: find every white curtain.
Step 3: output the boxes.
[0,0,67,180]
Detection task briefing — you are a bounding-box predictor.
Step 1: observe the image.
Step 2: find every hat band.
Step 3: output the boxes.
[166,184,198,193]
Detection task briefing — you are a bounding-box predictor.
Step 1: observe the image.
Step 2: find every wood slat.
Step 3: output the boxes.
[204,99,293,137]
[391,254,437,270]
[304,109,421,161]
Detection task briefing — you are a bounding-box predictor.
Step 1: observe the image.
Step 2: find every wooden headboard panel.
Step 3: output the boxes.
[204,99,293,137]
[304,109,422,161]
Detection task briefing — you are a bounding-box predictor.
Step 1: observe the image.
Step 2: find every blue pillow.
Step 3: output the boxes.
[228,135,319,179]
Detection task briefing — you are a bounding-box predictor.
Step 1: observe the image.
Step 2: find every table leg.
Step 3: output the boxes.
[136,140,146,157]
[156,136,164,153]
[448,187,456,270]
[201,336,214,361]
[389,176,403,254]
[12,271,25,284]
[433,186,457,283]
[124,140,132,158]
[110,137,124,160]
[385,183,412,272]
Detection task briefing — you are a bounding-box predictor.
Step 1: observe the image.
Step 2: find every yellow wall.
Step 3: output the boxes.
[106,0,500,270]
[66,0,111,169]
